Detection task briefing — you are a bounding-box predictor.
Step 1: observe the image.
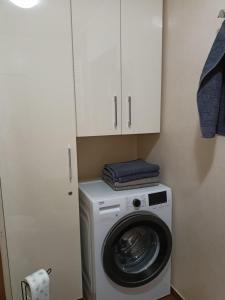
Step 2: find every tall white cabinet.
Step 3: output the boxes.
[0,1,82,300]
[72,0,163,137]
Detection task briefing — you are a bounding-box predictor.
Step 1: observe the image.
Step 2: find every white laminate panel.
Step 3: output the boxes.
[72,0,122,137]
[0,1,82,299]
[0,181,12,300]
[121,0,163,134]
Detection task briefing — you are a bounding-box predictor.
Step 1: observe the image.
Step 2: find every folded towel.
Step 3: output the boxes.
[103,175,160,188]
[103,160,160,182]
[104,177,159,191]
[103,169,160,183]
[103,170,160,183]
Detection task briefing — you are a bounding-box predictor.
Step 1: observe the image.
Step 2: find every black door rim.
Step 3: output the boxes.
[102,211,172,288]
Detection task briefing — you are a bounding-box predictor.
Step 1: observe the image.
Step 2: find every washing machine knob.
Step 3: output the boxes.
[133,199,141,208]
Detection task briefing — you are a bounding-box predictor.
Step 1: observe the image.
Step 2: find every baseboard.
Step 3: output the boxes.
[171,286,185,300]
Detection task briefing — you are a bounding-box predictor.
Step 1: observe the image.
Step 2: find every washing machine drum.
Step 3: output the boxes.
[102,212,172,288]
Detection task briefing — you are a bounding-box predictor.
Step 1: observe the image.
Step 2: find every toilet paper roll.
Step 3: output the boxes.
[25,269,50,300]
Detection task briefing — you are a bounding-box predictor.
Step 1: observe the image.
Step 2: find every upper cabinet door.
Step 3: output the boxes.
[121,0,163,134]
[72,0,122,137]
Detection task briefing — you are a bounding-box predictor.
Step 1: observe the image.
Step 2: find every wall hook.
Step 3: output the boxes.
[218,9,225,18]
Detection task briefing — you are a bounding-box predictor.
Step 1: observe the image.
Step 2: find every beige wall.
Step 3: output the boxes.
[139,1,225,299]
[77,135,138,180]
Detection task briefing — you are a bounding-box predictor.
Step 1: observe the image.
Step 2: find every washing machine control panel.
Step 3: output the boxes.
[127,191,168,210]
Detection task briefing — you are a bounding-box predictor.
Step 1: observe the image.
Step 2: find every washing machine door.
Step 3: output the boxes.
[102,212,172,288]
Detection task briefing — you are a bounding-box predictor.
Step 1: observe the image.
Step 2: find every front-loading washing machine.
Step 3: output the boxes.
[79,180,172,300]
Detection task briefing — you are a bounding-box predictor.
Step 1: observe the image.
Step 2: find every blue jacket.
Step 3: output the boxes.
[197,21,225,138]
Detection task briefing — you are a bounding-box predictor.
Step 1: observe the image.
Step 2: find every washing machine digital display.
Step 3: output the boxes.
[148,191,167,206]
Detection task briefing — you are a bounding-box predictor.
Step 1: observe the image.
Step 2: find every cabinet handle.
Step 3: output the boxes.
[128,96,132,128]
[68,146,72,183]
[114,96,118,128]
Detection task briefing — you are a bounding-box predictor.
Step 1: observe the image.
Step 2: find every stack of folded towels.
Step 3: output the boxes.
[102,159,160,191]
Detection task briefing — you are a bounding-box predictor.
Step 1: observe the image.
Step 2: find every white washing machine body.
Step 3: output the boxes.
[79,180,172,300]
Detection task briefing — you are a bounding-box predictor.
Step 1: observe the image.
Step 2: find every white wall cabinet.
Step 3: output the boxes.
[72,0,163,137]
[72,0,122,137]
[121,0,163,134]
[0,1,82,300]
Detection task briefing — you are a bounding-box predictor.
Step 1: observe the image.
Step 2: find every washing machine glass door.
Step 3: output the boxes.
[102,212,172,288]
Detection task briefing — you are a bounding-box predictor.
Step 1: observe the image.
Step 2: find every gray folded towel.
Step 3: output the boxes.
[103,169,160,183]
[103,159,160,183]
[103,175,160,187]
[104,177,159,191]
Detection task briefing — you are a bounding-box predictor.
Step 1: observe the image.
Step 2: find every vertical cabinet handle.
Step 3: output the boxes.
[128,96,132,128]
[114,96,118,128]
[68,146,72,183]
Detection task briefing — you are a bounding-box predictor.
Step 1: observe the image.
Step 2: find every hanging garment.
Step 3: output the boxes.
[197,20,225,138]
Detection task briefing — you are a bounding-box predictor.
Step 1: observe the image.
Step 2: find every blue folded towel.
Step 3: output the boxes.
[103,159,160,183]
[103,170,160,183]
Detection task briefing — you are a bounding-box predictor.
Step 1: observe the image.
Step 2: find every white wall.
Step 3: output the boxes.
[139,1,225,299]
